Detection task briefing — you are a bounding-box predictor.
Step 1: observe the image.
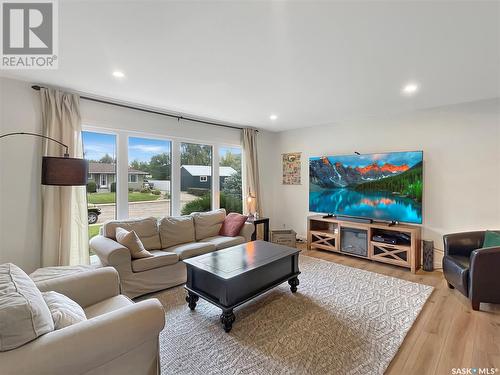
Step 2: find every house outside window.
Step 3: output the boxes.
[128,174,137,183]
[200,176,208,182]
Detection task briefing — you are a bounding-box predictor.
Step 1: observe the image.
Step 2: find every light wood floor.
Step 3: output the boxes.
[298,244,500,375]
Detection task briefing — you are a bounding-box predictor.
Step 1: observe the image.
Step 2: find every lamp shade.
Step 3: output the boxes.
[41,156,88,186]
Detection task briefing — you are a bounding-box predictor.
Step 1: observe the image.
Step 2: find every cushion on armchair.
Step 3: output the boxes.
[42,291,87,329]
[0,263,54,351]
[482,230,500,248]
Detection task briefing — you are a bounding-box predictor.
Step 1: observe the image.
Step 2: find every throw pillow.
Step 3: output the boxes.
[115,227,153,259]
[219,213,248,237]
[0,263,54,351]
[483,230,500,248]
[42,291,86,330]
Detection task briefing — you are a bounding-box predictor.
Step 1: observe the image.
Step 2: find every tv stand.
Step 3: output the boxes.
[307,215,421,273]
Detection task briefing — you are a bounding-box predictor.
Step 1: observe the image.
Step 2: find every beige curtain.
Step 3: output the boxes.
[41,88,89,266]
[242,128,261,216]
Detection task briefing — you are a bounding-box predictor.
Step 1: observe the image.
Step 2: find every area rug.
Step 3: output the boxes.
[149,255,433,375]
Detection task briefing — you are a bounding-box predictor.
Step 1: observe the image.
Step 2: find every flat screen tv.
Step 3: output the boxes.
[309,151,423,224]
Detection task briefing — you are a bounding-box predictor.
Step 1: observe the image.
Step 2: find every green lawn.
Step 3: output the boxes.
[87,192,161,204]
[88,224,101,239]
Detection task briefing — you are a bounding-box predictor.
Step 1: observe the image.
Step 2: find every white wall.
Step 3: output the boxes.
[0,78,42,272]
[261,99,500,266]
[0,76,244,272]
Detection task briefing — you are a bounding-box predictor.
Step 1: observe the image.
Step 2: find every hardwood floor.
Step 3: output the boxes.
[298,244,500,375]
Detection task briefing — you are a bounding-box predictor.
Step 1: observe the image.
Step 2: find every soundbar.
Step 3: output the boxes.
[334,215,373,224]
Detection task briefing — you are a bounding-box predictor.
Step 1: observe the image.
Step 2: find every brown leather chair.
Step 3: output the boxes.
[443,231,500,310]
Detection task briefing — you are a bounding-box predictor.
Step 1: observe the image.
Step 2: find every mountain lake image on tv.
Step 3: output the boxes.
[309,151,423,224]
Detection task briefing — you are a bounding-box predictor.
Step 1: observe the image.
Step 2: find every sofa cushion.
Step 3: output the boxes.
[219,213,248,237]
[0,263,54,351]
[131,250,179,272]
[167,242,216,260]
[192,209,226,240]
[200,235,246,250]
[115,227,152,259]
[159,216,196,248]
[42,291,86,330]
[103,217,162,250]
[84,295,133,319]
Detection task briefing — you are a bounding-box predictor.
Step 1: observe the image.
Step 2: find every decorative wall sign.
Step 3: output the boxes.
[282,152,301,185]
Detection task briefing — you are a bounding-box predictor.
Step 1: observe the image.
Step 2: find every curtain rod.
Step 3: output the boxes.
[31,85,256,132]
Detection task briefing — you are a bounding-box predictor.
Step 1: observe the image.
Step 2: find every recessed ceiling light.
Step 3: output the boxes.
[112,71,125,78]
[402,82,419,96]
[270,114,278,120]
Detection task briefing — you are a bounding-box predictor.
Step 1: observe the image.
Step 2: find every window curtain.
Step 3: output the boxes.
[40,88,89,266]
[242,128,261,216]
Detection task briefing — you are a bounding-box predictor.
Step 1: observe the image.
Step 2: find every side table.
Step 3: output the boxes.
[247,217,270,241]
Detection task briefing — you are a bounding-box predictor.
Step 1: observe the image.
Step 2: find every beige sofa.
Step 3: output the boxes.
[90,209,254,298]
[0,266,165,375]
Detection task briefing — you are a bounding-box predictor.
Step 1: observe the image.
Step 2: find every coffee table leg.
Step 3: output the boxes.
[288,277,299,293]
[186,291,199,310]
[220,310,236,333]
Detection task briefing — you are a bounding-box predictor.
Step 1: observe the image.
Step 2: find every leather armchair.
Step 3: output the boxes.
[443,231,500,310]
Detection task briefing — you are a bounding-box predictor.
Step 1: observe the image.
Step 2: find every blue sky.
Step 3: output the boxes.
[83,131,241,163]
[129,137,171,162]
[310,151,423,168]
[82,131,116,161]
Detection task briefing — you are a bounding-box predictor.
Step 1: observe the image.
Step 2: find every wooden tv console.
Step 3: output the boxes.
[307,215,422,273]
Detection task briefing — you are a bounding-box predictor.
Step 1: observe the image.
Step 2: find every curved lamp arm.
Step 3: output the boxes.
[0,132,88,186]
[0,132,69,157]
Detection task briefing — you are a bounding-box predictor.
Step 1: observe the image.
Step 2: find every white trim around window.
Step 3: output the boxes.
[82,124,243,218]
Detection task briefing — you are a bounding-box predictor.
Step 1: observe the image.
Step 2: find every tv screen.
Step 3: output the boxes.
[309,151,423,224]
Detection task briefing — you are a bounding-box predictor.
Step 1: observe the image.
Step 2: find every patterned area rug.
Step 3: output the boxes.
[150,255,433,375]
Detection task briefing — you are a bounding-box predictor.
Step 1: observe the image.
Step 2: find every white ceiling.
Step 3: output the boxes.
[2,1,499,132]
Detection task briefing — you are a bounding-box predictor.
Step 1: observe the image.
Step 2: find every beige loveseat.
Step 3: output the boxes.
[90,209,254,298]
[0,266,165,375]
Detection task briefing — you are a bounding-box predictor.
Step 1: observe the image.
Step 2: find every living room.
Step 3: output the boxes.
[0,1,499,374]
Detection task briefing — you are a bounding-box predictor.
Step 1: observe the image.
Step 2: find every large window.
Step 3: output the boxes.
[82,128,243,234]
[128,137,172,218]
[180,143,213,215]
[82,131,117,240]
[219,146,243,213]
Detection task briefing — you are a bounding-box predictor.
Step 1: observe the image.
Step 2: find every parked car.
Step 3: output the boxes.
[143,179,154,189]
[88,207,101,224]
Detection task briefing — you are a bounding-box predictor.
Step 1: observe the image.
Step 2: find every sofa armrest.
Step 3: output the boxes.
[35,267,120,308]
[443,231,485,257]
[0,299,165,375]
[90,235,131,267]
[469,246,500,302]
[240,222,255,242]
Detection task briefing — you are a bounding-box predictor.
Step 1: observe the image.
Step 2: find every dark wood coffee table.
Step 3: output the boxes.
[183,240,300,332]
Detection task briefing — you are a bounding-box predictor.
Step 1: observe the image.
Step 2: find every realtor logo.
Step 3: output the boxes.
[1,0,58,69]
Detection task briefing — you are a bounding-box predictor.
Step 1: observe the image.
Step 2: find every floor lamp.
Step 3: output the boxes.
[0,132,88,186]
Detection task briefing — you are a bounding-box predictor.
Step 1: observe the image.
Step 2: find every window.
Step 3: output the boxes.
[219,146,243,214]
[128,137,172,218]
[82,131,117,241]
[180,143,212,215]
